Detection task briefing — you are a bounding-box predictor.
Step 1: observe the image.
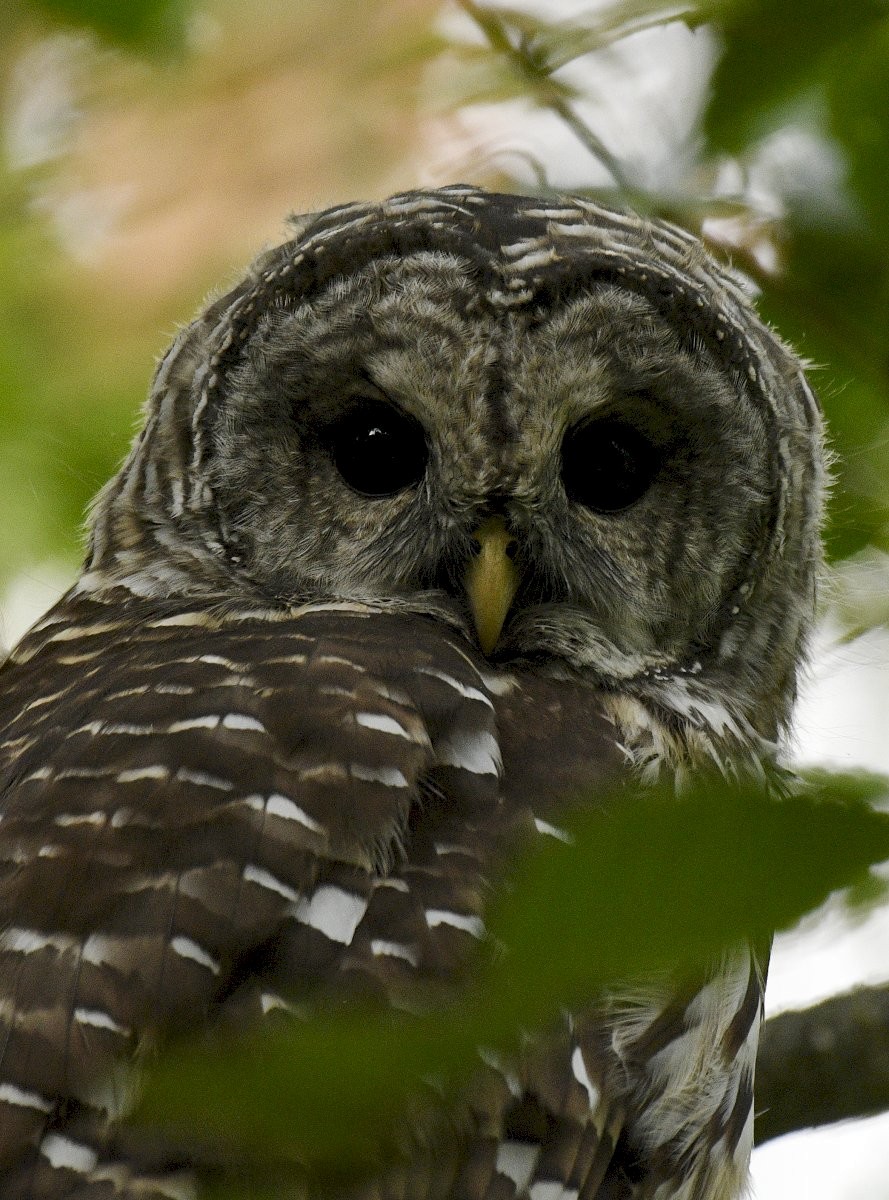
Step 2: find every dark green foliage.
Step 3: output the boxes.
[27,0,186,48]
[704,0,888,153]
[705,0,889,558]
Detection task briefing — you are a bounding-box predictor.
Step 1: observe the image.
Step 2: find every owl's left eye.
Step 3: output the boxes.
[327,401,429,497]
[561,416,661,513]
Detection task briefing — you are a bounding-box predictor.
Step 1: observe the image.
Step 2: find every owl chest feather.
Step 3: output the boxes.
[0,593,761,1200]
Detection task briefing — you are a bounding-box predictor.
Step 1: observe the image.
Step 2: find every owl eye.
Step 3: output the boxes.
[561,417,661,513]
[328,402,428,497]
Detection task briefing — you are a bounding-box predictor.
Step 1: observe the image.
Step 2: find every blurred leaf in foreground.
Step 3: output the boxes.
[135,771,889,1185]
[26,0,188,49]
[705,0,888,153]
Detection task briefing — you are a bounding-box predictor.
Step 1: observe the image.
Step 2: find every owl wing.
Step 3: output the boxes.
[0,589,634,1199]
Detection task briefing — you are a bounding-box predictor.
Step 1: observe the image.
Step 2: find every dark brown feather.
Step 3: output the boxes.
[0,590,629,1197]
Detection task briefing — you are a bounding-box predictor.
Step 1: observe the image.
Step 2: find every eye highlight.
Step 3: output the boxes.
[327,401,428,498]
[561,417,661,513]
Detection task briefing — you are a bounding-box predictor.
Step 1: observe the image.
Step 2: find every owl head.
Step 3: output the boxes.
[85,187,825,755]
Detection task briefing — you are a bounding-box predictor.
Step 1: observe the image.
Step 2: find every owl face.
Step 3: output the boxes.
[89,187,823,739]
[211,252,772,683]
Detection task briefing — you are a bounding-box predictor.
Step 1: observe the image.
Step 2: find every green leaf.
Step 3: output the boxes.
[826,22,889,241]
[26,0,187,49]
[705,0,888,152]
[751,220,889,557]
[483,773,889,1027]
[134,773,889,1181]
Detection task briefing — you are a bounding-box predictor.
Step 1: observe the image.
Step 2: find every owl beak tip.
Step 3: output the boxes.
[465,517,520,655]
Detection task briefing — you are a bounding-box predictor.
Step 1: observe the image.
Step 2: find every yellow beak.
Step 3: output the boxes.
[465,516,520,655]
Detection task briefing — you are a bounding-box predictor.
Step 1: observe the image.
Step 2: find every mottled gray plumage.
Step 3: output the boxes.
[0,186,824,1200]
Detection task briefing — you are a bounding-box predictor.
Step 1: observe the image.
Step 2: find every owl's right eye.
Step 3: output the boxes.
[327,401,429,497]
[561,416,661,513]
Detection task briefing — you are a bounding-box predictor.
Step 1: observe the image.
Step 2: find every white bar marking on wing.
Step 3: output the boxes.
[355,712,412,739]
[0,1083,53,1113]
[243,864,300,903]
[74,1007,129,1036]
[425,910,486,938]
[170,935,220,975]
[294,886,368,945]
[40,1133,98,1173]
[496,1141,540,1192]
[265,793,325,834]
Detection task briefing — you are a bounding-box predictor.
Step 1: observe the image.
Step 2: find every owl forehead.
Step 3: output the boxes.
[212,187,778,416]
[193,189,819,552]
[252,251,696,479]
[209,191,771,435]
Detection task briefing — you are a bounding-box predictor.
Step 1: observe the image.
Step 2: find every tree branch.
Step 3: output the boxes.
[455,0,634,193]
[755,983,889,1144]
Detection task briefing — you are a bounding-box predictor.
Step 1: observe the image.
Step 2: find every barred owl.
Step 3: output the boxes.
[0,187,824,1200]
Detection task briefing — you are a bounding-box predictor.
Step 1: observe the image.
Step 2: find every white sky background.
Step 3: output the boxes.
[2,2,889,1195]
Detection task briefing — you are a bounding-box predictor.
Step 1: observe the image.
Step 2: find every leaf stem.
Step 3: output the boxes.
[455,0,635,193]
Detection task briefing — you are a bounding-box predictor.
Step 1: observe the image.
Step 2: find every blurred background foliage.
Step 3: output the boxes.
[1,0,889,636]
